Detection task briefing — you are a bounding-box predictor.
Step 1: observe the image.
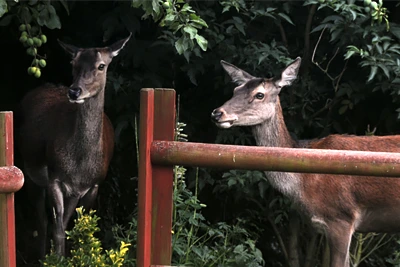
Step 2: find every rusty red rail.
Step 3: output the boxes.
[0,166,24,194]
[137,88,400,267]
[0,112,24,267]
[151,141,400,177]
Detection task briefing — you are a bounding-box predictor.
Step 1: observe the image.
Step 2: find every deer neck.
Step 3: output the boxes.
[252,99,296,148]
[251,99,301,199]
[74,89,105,148]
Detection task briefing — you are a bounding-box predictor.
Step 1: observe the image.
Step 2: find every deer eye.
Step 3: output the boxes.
[255,93,264,100]
[98,64,105,71]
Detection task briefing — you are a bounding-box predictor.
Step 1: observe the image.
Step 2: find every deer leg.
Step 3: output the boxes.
[62,195,80,255]
[79,184,99,210]
[36,186,48,259]
[23,172,49,259]
[326,221,354,267]
[47,180,66,256]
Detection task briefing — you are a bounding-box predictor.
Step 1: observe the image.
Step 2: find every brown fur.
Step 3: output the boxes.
[212,57,400,267]
[16,35,130,259]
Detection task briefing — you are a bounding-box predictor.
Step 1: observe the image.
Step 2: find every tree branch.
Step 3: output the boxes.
[267,215,290,266]
[301,4,317,76]
[277,20,288,48]
[311,27,348,91]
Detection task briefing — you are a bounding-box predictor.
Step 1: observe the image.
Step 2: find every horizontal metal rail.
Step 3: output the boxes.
[151,141,400,177]
[0,166,24,194]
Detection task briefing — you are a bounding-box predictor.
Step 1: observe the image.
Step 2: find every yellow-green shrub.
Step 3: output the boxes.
[42,207,130,267]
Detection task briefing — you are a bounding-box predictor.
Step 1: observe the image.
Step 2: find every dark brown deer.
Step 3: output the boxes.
[211,57,400,267]
[16,34,131,257]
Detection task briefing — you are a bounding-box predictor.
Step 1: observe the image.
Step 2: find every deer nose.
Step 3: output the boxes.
[68,87,82,100]
[211,109,223,122]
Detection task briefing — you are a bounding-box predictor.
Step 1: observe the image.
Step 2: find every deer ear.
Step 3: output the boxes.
[275,57,301,88]
[109,32,132,57]
[58,39,80,58]
[220,60,255,85]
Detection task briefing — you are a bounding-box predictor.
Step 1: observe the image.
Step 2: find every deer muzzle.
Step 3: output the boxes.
[211,109,237,128]
[68,87,82,100]
[211,109,223,121]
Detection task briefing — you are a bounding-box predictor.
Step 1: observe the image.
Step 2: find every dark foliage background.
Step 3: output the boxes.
[2,0,400,266]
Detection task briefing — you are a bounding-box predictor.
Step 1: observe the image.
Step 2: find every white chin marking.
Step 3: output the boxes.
[217,122,233,129]
[69,99,85,104]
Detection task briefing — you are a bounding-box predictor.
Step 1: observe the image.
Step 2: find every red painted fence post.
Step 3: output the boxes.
[0,112,19,267]
[152,89,175,265]
[138,89,155,267]
[137,89,176,267]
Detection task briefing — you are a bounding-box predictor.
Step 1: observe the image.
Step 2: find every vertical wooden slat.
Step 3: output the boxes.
[137,89,155,267]
[152,89,176,265]
[0,112,16,267]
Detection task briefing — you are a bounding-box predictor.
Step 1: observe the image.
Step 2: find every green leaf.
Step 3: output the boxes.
[274,214,282,224]
[367,65,378,82]
[311,23,331,33]
[390,25,400,40]
[0,0,7,18]
[58,0,69,16]
[330,29,343,42]
[189,14,208,28]
[24,7,35,24]
[151,0,161,16]
[180,3,194,13]
[183,50,190,63]
[338,105,348,115]
[344,50,356,60]
[131,0,141,8]
[383,41,390,51]
[38,4,61,29]
[175,37,185,55]
[258,181,267,199]
[227,179,237,187]
[233,244,245,254]
[278,13,294,25]
[233,16,245,35]
[37,7,50,26]
[195,34,207,51]
[349,9,357,21]
[377,63,390,78]
[187,66,198,85]
[321,15,343,23]
[164,13,175,22]
[375,43,383,54]
[183,25,197,39]
[257,54,269,65]
[222,5,230,13]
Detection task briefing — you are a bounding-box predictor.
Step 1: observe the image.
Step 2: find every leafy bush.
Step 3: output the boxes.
[109,122,264,267]
[41,207,130,267]
[172,166,264,267]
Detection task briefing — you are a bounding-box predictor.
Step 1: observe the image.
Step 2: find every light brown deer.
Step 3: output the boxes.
[211,57,400,267]
[16,34,131,258]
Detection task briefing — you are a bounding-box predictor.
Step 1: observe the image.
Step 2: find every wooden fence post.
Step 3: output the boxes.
[137,88,176,267]
[152,89,175,265]
[137,89,155,267]
[0,112,17,267]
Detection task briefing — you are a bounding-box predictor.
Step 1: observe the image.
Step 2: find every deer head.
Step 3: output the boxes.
[58,33,131,104]
[211,57,301,128]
